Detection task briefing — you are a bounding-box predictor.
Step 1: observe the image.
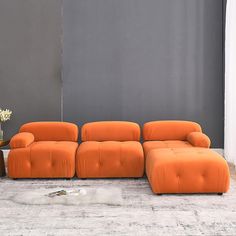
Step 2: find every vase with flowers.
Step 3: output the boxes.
[0,108,12,140]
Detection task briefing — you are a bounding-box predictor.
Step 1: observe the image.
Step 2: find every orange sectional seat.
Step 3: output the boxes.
[143,120,211,156]
[76,121,144,178]
[8,122,78,179]
[146,148,230,194]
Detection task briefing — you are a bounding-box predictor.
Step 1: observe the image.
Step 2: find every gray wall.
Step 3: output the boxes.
[0,0,224,147]
[0,0,62,140]
[63,0,224,147]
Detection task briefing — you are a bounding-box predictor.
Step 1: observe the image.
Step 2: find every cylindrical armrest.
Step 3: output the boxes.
[10,132,34,149]
[187,132,211,148]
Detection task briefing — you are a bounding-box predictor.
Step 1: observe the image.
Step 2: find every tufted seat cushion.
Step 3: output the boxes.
[146,148,230,194]
[8,141,78,178]
[143,140,193,156]
[76,141,144,178]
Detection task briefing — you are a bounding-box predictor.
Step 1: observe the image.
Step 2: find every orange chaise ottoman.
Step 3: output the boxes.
[146,148,230,194]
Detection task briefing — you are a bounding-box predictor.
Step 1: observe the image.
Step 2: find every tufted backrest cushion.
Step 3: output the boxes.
[81,121,140,141]
[143,120,202,141]
[20,122,78,142]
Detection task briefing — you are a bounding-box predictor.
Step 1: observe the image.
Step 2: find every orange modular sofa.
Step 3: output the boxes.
[143,120,230,194]
[8,122,78,179]
[143,120,211,156]
[76,121,144,178]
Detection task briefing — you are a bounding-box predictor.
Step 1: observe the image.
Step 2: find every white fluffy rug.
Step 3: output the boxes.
[0,177,236,236]
[12,187,123,206]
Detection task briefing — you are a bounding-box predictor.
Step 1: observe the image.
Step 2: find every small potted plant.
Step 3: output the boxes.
[0,108,12,140]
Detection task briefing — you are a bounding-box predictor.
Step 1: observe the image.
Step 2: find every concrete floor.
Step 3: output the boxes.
[1,149,236,235]
[0,164,236,236]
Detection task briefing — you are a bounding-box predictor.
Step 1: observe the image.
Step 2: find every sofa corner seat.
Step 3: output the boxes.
[142,120,211,156]
[8,122,78,178]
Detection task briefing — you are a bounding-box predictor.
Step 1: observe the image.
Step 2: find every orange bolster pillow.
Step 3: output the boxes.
[187,132,211,148]
[10,132,34,149]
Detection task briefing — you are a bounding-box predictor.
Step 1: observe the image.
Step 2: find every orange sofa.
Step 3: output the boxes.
[143,120,211,156]
[8,122,78,179]
[76,121,144,178]
[143,120,229,194]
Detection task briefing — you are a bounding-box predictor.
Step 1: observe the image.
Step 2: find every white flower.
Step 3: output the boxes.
[0,108,12,122]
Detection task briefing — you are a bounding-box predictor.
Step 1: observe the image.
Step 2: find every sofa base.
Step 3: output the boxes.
[76,141,144,178]
[8,141,77,179]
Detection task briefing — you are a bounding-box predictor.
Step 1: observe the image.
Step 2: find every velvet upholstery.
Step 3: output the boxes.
[8,122,78,179]
[77,141,144,178]
[81,121,140,141]
[143,140,193,157]
[187,132,211,148]
[76,121,144,178]
[10,132,34,149]
[143,120,202,141]
[20,122,78,142]
[143,120,210,156]
[146,148,230,194]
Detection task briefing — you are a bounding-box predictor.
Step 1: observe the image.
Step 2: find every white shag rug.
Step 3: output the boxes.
[12,187,123,206]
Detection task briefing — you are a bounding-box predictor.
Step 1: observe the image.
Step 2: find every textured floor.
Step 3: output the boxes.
[0,169,236,236]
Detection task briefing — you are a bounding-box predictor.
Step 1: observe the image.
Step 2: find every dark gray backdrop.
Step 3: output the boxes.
[63,0,224,147]
[0,0,62,140]
[0,0,224,147]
